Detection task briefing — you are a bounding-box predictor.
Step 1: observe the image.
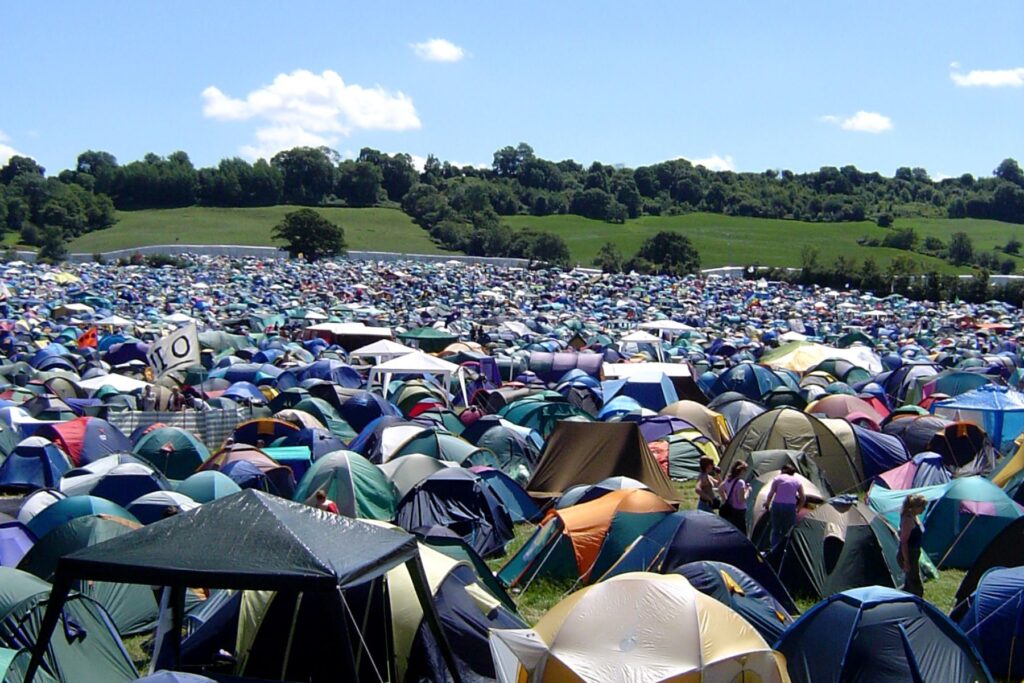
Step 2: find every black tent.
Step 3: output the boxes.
[26,489,463,683]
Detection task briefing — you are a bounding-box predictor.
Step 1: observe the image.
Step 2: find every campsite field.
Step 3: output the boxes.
[63,206,446,255]
[487,480,966,624]
[503,213,1022,273]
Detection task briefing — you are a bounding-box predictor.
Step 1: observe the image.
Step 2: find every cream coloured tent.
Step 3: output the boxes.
[349,339,418,364]
[490,572,790,683]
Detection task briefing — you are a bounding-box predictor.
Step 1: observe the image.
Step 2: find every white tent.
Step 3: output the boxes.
[77,373,150,394]
[638,319,695,333]
[349,339,418,364]
[368,352,468,407]
[96,315,134,327]
[618,330,665,362]
[602,361,692,380]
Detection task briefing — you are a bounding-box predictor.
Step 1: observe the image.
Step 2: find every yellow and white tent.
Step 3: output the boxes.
[490,572,790,683]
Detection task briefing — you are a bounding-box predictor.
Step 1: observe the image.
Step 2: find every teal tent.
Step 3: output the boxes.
[922,477,1023,569]
[174,470,242,503]
[132,426,211,480]
[18,515,158,636]
[293,450,397,520]
[0,567,137,682]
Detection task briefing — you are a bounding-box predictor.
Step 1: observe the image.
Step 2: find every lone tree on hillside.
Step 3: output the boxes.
[948,231,975,266]
[272,208,347,262]
[636,231,701,276]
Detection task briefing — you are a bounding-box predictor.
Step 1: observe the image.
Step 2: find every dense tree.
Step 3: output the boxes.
[527,232,571,267]
[0,156,44,185]
[336,161,383,207]
[948,231,975,266]
[272,208,347,261]
[636,231,701,276]
[271,147,338,205]
[995,158,1023,187]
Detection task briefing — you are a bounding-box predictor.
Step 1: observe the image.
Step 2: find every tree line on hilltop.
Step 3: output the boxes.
[1,143,1023,266]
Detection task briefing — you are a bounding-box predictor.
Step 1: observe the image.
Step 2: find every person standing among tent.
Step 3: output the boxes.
[763,463,805,548]
[719,461,750,533]
[695,457,721,513]
[899,494,927,597]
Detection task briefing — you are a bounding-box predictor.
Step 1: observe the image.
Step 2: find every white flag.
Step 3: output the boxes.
[147,324,200,377]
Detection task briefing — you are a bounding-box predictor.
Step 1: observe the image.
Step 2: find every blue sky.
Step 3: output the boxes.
[1,1,1022,178]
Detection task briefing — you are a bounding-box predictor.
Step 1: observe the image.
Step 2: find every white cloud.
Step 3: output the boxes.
[820,111,893,133]
[0,130,21,166]
[950,66,1024,88]
[410,38,465,63]
[202,69,421,160]
[689,154,736,172]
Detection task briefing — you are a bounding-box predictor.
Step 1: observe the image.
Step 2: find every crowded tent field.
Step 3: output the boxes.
[2,253,1024,682]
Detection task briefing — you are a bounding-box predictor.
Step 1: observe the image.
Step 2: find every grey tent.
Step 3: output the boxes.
[26,490,464,683]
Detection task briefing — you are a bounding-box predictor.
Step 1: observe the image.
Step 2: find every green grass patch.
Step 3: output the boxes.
[503,212,1022,273]
[67,206,446,254]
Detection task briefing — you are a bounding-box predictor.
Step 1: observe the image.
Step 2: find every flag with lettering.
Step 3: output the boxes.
[146,324,200,378]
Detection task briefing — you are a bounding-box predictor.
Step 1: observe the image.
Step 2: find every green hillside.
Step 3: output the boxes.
[60,206,1023,274]
[66,206,447,254]
[503,213,1023,273]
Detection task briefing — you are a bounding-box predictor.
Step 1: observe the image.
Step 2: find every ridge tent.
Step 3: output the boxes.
[17,514,159,636]
[955,566,1024,679]
[600,509,796,613]
[395,468,514,558]
[498,489,673,588]
[292,450,397,520]
[751,500,902,600]
[0,567,137,683]
[25,490,465,683]
[526,421,678,501]
[720,409,864,493]
[673,561,793,643]
[776,586,992,683]
[489,572,790,683]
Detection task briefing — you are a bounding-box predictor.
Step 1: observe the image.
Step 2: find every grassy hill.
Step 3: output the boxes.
[503,213,1024,273]
[58,206,1022,273]
[66,206,447,254]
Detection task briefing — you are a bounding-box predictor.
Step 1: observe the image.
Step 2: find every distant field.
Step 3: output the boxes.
[503,213,1022,273]
[66,206,447,254]
[55,206,1024,273]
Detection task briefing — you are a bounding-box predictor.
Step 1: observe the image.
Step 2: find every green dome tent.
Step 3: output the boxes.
[0,567,137,682]
[132,426,211,480]
[17,514,159,636]
[293,450,397,521]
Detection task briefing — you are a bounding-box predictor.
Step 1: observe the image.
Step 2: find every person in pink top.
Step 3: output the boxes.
[762,463,806,548]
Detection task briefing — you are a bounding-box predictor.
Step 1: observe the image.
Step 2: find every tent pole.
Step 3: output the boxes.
[406,557,464,683]
[25,573,73,683]
[170,584,186,670]
[280,592,304,681]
